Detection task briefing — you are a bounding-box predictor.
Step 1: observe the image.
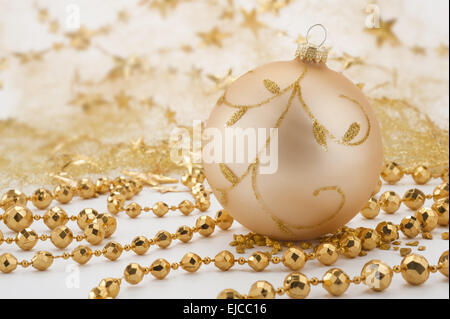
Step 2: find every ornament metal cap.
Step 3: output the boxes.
[296,24,329,64]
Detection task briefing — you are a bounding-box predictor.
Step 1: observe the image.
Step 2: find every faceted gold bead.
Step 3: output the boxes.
[129,179,143,195]
[402,188,426,210]
[43,206,69,230]
[248,251,270,272]
[150,258,171,279]
[283,272,310,299]
[77,208,99,231]
[358,228,380,251]
[375,221,399,242]
[31,188,53,210]
[248,280,275,299]
[438,250,449,278]
[176,225,193,243]
[120,182,135,200]
[112,176,128,187]
[215,210,234,230]
[72,245,93,264]
[88,286,109,299]
[131,236,151,255]
[125,202,142,218]
[432,198,449,226]
[1,189,28,210]
[381,162,404,184]
[196,197,210,212]
[322,268,350,296]
[84,222,105,245]
[99,278,121,298]
[379,191,401,214]
[361,260,393,291]
[154,230,172,248]
[400,216,421,238]
[195,215,215,237]
[53,184,74,204]
[152,201,169,217]
[0,229,3,244]
[415,207,438,232]
[124,263,145,285]
[178,200,195,215]
[77,178,96,199]
[412,165,432,185]
[16,228,38,250]
[217,289,242,299]
[96,213,117,238]
[191,168,206,183]
[339,234,362,258]
[316,243,339,266]
[401,254,430,285]
[214,250,235,271]
[282,246,306,270]
[433,182,449,201]
[3,205,33,232]
[103,241,123,261]
[31,251,54,271]
[360,197,380,219]
[95,177,111,194]
[180,252,202,272]
[50,225,73,249]
[106,192,125,214]
[441,168,449,183]
[0,253,18,273]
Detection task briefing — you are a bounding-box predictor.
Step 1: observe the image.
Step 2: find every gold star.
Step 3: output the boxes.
[114,91,132,108]
[365,19,400,47]
[165,108,177,124]
[436,44,449,57]
[150,0,180,17]
[334,53,364,70]
[104,54,143,81]
[258,0,291,15]
[197,27,231,47]
[207,68,234,93]
[220,0,234,19]
[241,8,265,36]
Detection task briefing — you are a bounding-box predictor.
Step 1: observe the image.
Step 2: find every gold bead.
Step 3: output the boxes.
[96,213,117,238]
[106,192,125,214]
[94,250,102,257]
[120,182,135,200]
[178,200,195,215]
[438,250,449,278]
[181,173,195,187]
[415,207,439,232]
[16,228,38,250]
[402,188,426,210]
[95,177,111,194]
[150,258,171,279]
[176,225,193,243]
[99,278,121,298]
[129,179,143,195]
[217,289,242,299]
[248,251,270,272]
[412,165,432,185]
[358,228,380,251]
[316,243,339,266]
[381,162,404,184]
[0,253,18,273]
[238,257,246,265]
[310,277,320,286]
[84,222,105,245]
[360,197,380,219]
[154,230,172,248]
[352,276,362,284]
[322,268,350,296]
[214,250,235,271]
[112,176,128,187]
[43,206,69,230]
[361,260,393,291]
[125,202,142,218]
[429,265,438,273]
[400,216,421,238]
[103,241,123,261]
[375,221,399,242]
[339,234,362,258]
[152,201,169,217]
[50,225,73,249]
[248,280,276,299]
[0,229,3,244]
[401,254,430,285]
[1,189,27,210]
[77,208,98,231]
[88,286,109,299]
[379,191,401,214]
[283,272,310,299]
[3,205,33,232]
[191,168,206,183]
[441,168,449,183]
[72,245,93,264]
[271,256,281,264]
[77,178,96,199]
[31,251,53,271]
[171,262,179,270]
[195,215,215,237]
[433,182,449,201]
[432,198,449,226]
[282,246,306,271]
[131,236,151,255]
[393,265,402,273]
[214,209,234,230]
[180,252,202,272]
[53,184,74,204]
[31,188,53,210]
[124,263,145,284]
[196,197,210,212]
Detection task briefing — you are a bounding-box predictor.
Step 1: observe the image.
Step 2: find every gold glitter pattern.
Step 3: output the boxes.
[226,107,248,127]
[263,79,281,94]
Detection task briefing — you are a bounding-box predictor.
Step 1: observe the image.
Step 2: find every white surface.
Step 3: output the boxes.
[0,176,448,299]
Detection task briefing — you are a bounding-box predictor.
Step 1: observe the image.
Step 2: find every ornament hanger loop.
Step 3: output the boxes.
[306,24,327,47]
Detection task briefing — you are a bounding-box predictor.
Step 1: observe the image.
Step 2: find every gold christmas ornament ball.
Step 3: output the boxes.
[204,58,383,240]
